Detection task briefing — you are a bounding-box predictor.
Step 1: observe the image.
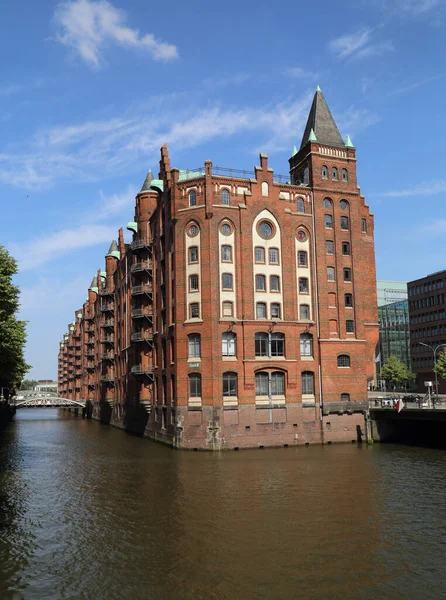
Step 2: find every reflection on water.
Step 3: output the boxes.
[1,409,446,599]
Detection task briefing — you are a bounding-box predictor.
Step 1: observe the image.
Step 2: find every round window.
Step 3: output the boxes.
[323,198,332,208]
[258,221,274,238]
[188,224,199,237]
[297,230,307,242]
[340,200,348,210]
[221,223,232,235]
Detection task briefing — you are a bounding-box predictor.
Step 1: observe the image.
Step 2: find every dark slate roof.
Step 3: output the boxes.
[300,89,344,149]
[107,240,118,255]
[140,169,154,192]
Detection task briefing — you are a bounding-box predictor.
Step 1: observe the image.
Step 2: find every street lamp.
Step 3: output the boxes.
[419,342,446,405]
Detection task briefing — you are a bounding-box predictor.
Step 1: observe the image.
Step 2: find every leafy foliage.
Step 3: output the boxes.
[0,246,30,398]
[434,349,446,382]
[20,379,39,390]
[380,354,415,387]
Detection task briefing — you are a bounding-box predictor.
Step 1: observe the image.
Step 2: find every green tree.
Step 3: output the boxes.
[20,379,39,390]
[381,355,415,389]
[434,349,446,382]
[0,246,30,399]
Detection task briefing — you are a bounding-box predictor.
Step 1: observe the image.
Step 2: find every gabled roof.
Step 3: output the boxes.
[107,240,118,255]
[300,88,344,149]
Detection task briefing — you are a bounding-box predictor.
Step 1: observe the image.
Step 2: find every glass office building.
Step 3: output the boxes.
[376,281,411,372]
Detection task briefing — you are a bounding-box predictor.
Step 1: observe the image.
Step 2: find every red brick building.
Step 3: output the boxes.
[58,88,379,449]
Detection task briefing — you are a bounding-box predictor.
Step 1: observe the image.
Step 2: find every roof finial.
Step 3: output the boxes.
[316,85,321,92]
[308,128,318,142]
[345,135,354,148]
[292,145,298,156]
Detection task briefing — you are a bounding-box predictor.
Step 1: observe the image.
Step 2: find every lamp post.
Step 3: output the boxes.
[419,342,446,406]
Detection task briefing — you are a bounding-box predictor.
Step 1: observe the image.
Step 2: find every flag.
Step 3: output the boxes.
[375,353,381,363]
[395,399,405,413]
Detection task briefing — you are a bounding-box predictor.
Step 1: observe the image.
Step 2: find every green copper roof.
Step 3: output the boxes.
[150,179,164,193]
[316,85,321,92]
[127,222,138,234]
[77,313,82,318]
[292,145,297,156]
[70,326,74,331]
[100,271,106,278]
[345,135,354,148]
[179,169,204,182]
[308,128,318,142]
[106,240,120,260]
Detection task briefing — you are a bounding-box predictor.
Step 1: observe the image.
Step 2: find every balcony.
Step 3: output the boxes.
[86,339,95,346]
[101,319,114,328]
[131,261,152,275]
[131,284,153,296]
[84,315,94,321]
[131,365,154,379]
[86,351,94,358]
[100,375,114,384]
[101,352,114,361]
[131,332,153,343]
[131,239,151,252]
[87,382,96,388]
[131,308,153,319]
[101,336,114,345]
[86,363,95,371]
[84,325,94,333]
[100,302,114,313]
[99,288,114,297]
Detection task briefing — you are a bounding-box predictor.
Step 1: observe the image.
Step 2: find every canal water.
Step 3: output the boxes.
[1,410,446,600]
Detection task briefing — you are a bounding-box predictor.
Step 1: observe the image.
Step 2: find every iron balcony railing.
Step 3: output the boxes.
[86,339,95,346]
[131,261,152,274]
[131,239,152,252]
[179,165,293,184]
[86,363,95,371]
[131,308,153,319]
[131,332,153,343]
[84,325,94,333]
[100,375,114,383]
[100,303,114,313]
[101,319,114,328]
[131,365,154,377]
[101,336,114,344]
[86,351,94,357]
[99,288,114,296]
[101,353,114,361]
[131,284,153,296]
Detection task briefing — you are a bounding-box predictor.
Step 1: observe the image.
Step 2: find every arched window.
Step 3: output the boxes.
[332,167,338,180]
[340,199,349,210]
[270,275,280,292]
[298,250,308,267]
[189,373,201,397]
[221,189,230,205]
[321,165,328,179]
[323,198,332,208]
[299,277,309,293]
[255,332,269,356]
[255,247,265,263]
[270,333,285,356]
[300,333,313,357]
[221,245,232,262]
[341,216,349,230]
[362,218,367,233]
[255,372,269,396]
[300,304,310,320]
[261,182,269,197]
[222,273,233,290]
[256,302,267,319]
[302,371,314,395]
[303,167,309,184]
[223,372,237,397]
[341,392,350,401]
[188,333,201,358]
[271,371,285,395]
[222,332,236,356]
[337,354,351,367]
[189,190,197,207]
[269,248,279,264]
[222,301,233,317]
[256,274,266,291]
[271,303,281,319]
[189,303,199,319]
[297,197,305,213]
[342,168,348,182]
[327,267,335,281]
[188,246,199,263]
[189,274,199,291]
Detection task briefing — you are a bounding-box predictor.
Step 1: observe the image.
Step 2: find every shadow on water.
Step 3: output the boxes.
[1,409,446,599]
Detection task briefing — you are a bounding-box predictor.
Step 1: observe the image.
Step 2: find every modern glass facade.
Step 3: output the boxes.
[376,281,411,372]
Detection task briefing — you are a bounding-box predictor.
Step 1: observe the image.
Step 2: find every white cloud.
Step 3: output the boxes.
[379,180,446,197]
[329,28,394,60]
[283,67,319,80]
[423,218,446,234]
[53,0,178,69]
[383,0,444,14]
[0,84,22,97]
[10,223,117,271]
[337,106,381,137]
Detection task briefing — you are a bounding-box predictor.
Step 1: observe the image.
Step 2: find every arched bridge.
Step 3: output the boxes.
[12,396,85,409]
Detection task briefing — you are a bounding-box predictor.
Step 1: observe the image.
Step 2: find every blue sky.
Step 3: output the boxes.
[1,0,445,379]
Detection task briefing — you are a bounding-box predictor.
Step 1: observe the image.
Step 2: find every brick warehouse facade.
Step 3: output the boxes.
[58,88,379,449]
